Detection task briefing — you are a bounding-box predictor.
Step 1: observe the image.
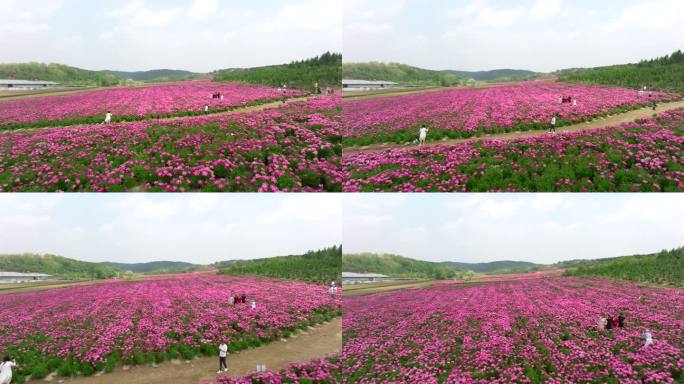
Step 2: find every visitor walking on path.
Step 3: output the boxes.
[217,342,228,373]
[103,111,112,124]
[419,126,429,146]
[0,356,17,384]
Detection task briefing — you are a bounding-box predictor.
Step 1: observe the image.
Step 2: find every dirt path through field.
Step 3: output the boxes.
[31,317,341,384]
[343,100,684,154]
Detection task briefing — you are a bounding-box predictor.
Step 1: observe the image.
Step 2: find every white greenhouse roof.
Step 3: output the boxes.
[0,271,53,277]
[342,79,399,85]
[342,272,390,278]
[0,79,61,85]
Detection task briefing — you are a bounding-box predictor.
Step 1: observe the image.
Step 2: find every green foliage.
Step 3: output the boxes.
[564,246,684,286]
[343,253,459,280]
[0,63,122,86]
[100,261,202,274]
[218,246,341,285]
[443,69,541,82]
[558,50,684,94]
[102,69,201,82]
[343,62,463,86]
[214,52,341,90]
[440,260,543,274]
[0,253,120,279]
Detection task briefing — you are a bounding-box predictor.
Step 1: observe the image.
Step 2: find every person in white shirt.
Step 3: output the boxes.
[549,115,557,133]
[419,127,429,146]
[228,296,235,305]
[251,300,256,310]
[204,105,209,112]
[217,343,228,373]
[643,329,653,347]
[103,111,112,124]
[0,356,17,384]
[572,99,577,107]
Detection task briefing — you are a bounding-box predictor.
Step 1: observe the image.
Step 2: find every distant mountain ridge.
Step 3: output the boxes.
[440,260,543,273]
[441,69,540,81]
[100,261,201,274]
[102,69,201,82]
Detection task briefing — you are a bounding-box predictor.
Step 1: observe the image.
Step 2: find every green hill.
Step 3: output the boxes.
[558,50,684,94]
[442,69,540,82]
[0,254,120,279]
[214,52,341,91]
[343,62,462,86]
[218,246,341,285]
[563,247,684,287]
[441,260,543,274]
[102,69,201,82]
[343,253,459,280]
[100,261,201,274]
[0,63,121,86]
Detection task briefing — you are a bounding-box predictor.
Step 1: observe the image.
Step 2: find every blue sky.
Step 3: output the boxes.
[343,194,684,264]
[0,194,341,264]
[344,0,684,72]
[0,0,341,72]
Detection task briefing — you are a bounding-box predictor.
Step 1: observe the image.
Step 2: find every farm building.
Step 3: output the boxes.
[0,271,55,284]
[0,79,62,91]
[342,272,396,284]
[342,79,399,91]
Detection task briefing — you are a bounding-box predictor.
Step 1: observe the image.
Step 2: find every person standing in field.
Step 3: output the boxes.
[605,315,613,330]
[572,98,577,107]
[598,316,607,330]
[217,342,228,373]
[228,295,235,305]
[643,329,653,346]
[549,114,557,133]
[0,356,17,384]
[618,314,625,328]
[419,126,429,146]
[204,105,209,113]
[241,293,247,304]
[103,111,112,124]
[251,300,256,310]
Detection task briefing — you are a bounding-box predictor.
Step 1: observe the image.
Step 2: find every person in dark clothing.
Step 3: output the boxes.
[241,293,246,304]
[618,314,625,328]
[611,317,619,328]
[606,316,613,330]
[234,294,240,304]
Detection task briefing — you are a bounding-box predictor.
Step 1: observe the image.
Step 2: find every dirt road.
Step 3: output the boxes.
[31,317,341,384]
[343,280,438,297]
[343,100,684,154]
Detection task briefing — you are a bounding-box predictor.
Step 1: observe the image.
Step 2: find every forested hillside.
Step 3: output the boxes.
[343,253,458,280]
[564,247,684,286]
[0,63,121,86]
[343,62,462,86]
[219,246,341,284]
[558,50,684,94]
[214,52,341,90]
[0,254,120,279]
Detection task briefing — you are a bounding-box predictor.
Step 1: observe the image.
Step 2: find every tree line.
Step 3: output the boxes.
[213,52,341,91]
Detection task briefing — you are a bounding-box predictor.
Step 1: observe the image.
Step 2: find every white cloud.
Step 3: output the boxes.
[188,0,218,21]
[530,0,561,21]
